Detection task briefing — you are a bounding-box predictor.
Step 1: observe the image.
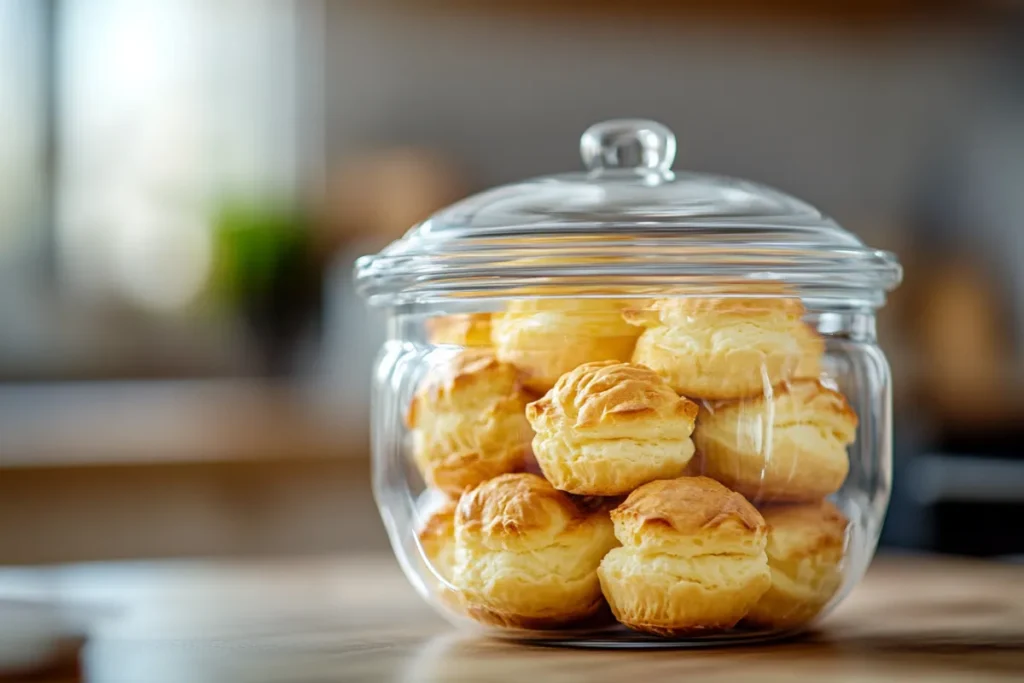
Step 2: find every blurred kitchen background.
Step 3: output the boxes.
[2,0,1023,565]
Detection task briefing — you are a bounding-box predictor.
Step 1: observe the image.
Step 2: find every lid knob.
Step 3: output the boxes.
[580,119,677,173]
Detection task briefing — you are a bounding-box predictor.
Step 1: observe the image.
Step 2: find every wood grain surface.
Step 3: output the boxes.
[1,554,1022,682]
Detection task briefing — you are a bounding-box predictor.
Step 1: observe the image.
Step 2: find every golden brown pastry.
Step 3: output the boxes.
[493,298,641,393]
[416,490,459,587]
[598,476,770,636]
[526,361,699,496]
[623,297,823,399]
[453,473,618,629]
[794,322,825,380]
[426,313,492,347]
[407,350,534,495]
[744,501,848,629]
[693,380,857,502]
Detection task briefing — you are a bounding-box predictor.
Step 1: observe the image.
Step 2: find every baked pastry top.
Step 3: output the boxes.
[456,472,604,547]
[610,476,767,557]
[493,298,641,393]
[408,350,534,494]
[763,500,848,564]
[527,361,698,495]
[693,379,857,502]
[527,361,697,436]
[624,297,821,399]
[597,476,771,635]
[452,473,618,629]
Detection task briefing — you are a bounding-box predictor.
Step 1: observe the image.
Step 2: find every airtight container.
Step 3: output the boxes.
[355,119,902,646]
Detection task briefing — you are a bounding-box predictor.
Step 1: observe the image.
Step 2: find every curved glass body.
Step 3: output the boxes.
[370,296,892,647]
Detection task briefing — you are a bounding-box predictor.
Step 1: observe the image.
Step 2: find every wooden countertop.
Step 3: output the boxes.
[2,554,1022,682]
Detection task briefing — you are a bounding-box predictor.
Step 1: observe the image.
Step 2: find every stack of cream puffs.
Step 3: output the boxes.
[407,295,855,636]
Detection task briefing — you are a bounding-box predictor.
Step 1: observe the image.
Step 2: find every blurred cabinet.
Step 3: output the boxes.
[399,0,983,25]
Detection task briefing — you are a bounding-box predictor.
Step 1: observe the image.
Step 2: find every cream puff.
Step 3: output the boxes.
[453,473,618,629]
[526,361,698,496]
[407,350,534,495]
[598,476,771,636]
[493,298,641,393]
[623,297,823,399]
[744,501,848,629]
[693,380,857,502]
[426,313,493,348]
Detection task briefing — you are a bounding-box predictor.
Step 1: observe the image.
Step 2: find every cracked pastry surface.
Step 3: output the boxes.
[598,476,771,635]
[452,473,618,629]
[408,350,535,495]
[527,361,698,496]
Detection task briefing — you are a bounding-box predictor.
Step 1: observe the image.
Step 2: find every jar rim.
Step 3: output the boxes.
[355,234,901,309]
[354,120,903,308]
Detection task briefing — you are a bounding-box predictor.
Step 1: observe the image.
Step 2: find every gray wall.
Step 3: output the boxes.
[325,7,998,232]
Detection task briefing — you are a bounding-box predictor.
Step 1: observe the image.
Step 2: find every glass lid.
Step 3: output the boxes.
[355,119,902,308]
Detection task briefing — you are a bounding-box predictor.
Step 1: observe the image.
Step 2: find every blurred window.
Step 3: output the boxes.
[0,0,322,379]
[0,0,47,271]
[56,0,308,311]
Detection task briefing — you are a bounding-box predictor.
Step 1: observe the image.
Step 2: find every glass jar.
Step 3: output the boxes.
[355,120,902,646]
